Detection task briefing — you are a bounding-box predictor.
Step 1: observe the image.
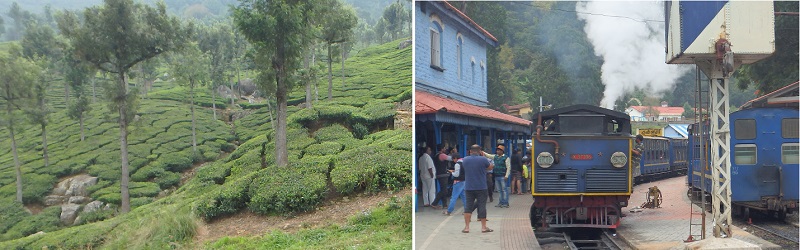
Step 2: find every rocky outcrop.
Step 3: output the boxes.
[83,201,105,214]
[53,174,98,197]
[45,175,98,206]
[60,204,81,225]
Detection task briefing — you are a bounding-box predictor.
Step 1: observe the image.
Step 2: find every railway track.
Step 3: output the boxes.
[536,229,628,250]
[736,213,799,249]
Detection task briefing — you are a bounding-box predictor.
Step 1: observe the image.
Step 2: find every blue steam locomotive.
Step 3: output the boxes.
[529,104,633,229]
[687,106,799,219]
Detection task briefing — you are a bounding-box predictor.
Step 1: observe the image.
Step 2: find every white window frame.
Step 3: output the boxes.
[734,144,757,165]
[782,143,799,164]
[430,27,441,68]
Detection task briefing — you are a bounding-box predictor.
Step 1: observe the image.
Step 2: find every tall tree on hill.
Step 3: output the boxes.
[57,0,191,213]
[171,42,210,154]
[320,0,357,100]
[378,0,409,41]
[7,2,35,41]
[734,1,799,93]
[233,0,319,168]
[22,22,64,168]
[64,51,95,142]
[197,22,235,120]
[0,45,40,203]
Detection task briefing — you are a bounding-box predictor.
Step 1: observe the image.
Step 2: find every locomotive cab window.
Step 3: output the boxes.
[734,144,757,165]
[782,143,799,164]
[559,114,603,134]
[734,119,756,140]
[782,118,798,138]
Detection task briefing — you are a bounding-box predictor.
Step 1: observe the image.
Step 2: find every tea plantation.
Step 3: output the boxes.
[0,38,411,249]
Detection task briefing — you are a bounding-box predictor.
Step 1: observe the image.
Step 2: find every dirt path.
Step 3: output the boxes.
[194,189,410,244]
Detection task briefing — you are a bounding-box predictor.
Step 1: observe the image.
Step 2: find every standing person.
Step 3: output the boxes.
[444,157,464,216]
[510,148,523,195]
[462,144,494,233]
[631,134,644,179]
[522,155,531,193]
[431,145,454,209]
[483,145,511,208]
[418,146,436,207]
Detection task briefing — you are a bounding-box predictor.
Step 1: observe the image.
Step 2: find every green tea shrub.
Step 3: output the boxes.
[352,123,369,140]
[288,107,319,125]
[22,173,57,203]
[313,124,352,142]
[2,206,61,240]
[0,201,27,235]
[331,148,412,195]
[195,171,256,221]
[247,168,326,215]
[196,161,232,185]
[303,142,343,157]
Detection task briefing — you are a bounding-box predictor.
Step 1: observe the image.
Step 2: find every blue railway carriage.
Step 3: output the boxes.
[687,107,798,219]
[529,105,633,229]
[635,136,671,183]
[669,137,689,175]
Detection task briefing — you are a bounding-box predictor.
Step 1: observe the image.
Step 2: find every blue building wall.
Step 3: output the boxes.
[414,1,492,107]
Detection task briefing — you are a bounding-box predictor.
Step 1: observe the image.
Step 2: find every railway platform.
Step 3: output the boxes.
[415,191,542,250]
[618,176,780,250]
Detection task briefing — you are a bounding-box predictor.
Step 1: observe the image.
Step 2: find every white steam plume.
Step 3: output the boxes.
[576,1,691,109]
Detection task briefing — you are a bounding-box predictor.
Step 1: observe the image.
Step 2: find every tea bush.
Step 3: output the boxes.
[303,142,343,157]
[247,168,326,215]
[196,171,257,221]
[313,124,352,142]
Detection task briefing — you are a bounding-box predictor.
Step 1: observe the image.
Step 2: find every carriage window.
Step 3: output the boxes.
[734,119,756,140]
[782,118,798,138]
[734,144,757,165]
[559,115,603,134]
[782,143,799,164]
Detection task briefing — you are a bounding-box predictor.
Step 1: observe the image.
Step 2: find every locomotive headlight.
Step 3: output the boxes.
[537,152,554,168]
[610,152,627,168]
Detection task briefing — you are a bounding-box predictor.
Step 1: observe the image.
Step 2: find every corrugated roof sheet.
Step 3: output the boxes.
[415,90,531,126]
[664,124,689,138]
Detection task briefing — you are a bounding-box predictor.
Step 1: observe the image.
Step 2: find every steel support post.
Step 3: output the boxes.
[696,59,733,238]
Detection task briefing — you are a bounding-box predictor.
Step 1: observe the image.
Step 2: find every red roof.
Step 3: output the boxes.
[740,81,799,109]
[415,90,531,126]
[630,106,684,115]
[440,1,498,43]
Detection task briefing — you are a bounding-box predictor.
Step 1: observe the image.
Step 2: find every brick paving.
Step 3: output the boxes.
[618,176,780,250]
[415,192,541,250]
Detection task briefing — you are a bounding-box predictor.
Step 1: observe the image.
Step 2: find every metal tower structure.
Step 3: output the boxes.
[665,1,775,238]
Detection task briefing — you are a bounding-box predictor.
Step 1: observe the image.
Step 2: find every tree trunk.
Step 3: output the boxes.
[341,43,346,87]
[41,123,48,167]
[118,71,131,213]
[312,46,319,102]
[212,86,217,120]
[234,65,241,107]
[80,112,85,141]
[190,81,197,154]
[304,45,313,109]
[327,43,333,101]
[266,97,275,130]
[8,104,22,203]
[275,69,288,167]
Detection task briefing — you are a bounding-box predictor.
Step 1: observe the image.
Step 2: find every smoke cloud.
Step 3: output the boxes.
[576,1,691,109]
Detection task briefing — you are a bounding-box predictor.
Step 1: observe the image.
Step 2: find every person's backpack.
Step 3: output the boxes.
[522,164,529,179]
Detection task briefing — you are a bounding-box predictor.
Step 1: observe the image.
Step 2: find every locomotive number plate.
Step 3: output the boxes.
[571,154,593,160]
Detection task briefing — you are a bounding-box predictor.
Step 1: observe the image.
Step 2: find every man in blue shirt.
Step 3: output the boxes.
[462,144,494,233]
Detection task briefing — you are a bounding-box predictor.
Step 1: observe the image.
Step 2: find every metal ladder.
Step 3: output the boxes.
[686,65,710,242]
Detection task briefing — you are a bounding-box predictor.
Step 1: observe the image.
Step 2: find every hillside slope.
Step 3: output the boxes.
[0,38,412,249]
